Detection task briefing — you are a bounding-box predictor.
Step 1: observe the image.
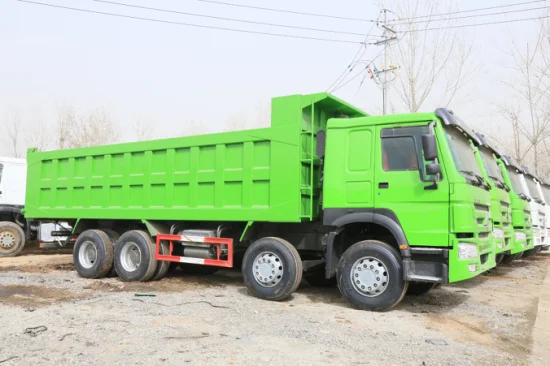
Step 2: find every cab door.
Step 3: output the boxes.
[374,124,450,247]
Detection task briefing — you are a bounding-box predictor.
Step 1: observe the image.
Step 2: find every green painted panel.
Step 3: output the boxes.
[25,93,367,223]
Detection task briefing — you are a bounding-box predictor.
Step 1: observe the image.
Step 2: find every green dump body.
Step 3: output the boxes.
[24,93,366,223]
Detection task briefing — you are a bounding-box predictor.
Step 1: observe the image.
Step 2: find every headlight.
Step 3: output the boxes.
[458,243,478,260]
[492,228,504,239]
[515,232,526,241]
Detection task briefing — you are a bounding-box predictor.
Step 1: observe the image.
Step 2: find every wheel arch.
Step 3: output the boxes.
[323,209,411,279]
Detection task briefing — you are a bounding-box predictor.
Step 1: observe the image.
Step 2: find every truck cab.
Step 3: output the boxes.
[518,167,546,255]
[0,157,28,256]
[473,133,513,263]
[323,108,495,293]
[498,155,534,260]
[539,182,550,251]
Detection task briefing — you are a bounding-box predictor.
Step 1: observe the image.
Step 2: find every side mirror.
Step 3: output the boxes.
[426,163,442,176]
[422,134,438,161]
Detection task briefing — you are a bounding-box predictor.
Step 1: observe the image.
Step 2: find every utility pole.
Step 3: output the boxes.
[372,9,397,115]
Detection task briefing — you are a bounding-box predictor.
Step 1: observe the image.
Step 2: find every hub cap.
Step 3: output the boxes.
[350,256,389,297]
[0,230,16,249]
[79,241,98,269]
[120,242,142,272]
[253,252,283,287]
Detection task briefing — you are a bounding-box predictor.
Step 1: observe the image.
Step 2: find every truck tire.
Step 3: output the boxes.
[179,263,219,275]
[303,268,337,287]
[151,241,170,281]
[406,282,436,296]
[336,240,408,311]
[101,229,120,277]
[114,230,158,282]
[523,248,537,258]
[242,237,302,301]
[501,253,519,264]
[0,221,26,257]
[73,229,114,279]
[495,253,504,265]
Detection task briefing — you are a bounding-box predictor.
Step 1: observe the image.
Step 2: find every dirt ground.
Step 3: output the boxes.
[1,244,549,365]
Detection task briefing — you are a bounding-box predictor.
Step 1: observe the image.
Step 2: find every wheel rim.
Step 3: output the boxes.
[252,252,283,287]
[350,256,389,297]
[0,230,16,250]
[79,241,98,269]
[120,242,142,272]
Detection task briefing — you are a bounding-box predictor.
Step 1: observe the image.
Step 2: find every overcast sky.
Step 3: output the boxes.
[0,0,544,156]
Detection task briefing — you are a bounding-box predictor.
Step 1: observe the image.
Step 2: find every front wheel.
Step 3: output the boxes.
[0,221,26,257]
[337,240,408,311]
[242,237,302,301]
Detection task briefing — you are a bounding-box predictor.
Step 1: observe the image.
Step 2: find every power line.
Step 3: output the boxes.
[196,0,379,23]
[91,0,371,37]
[17,0,364,44]
[391,0,546,22]
[392,5,550,25]
[399,13,550,33]
[326,11,383,92]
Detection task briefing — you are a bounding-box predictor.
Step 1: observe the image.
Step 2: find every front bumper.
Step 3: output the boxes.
[404,235,496,285]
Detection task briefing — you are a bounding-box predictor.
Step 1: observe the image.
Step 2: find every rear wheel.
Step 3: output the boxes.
[151,240,170,281]
[0,221,26,257]
[114,230,158,282]
[101,229,120,277]
[406,282,436,296]
[242,237,302,301]
[73,229,114,279]
[336,240,408,311]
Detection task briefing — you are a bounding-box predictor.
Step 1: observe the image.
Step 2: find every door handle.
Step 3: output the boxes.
[378,182,389,189]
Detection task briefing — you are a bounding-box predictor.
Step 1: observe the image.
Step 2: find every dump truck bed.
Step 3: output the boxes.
[24,93,366,223]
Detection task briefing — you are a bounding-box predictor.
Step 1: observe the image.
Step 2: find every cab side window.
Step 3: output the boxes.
[381,125,437,182]
[382,137,418,171]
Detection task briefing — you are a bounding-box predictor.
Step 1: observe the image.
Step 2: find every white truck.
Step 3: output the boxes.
[519,167,547,256]
[0,157,71,257]
[539,181,550,251]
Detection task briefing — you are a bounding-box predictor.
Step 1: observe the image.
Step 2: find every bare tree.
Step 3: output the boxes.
[26,118,50,152]
[224,112,248,132]
[498,16,550,177]
[133,118,154,141]
[55,105,120,149]
[180,120,206,136]
[6,111,22,158]
[383,0,477,112]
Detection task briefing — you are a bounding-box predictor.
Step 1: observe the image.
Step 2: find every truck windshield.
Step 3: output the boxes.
[526,177,544,203]
[445,128,483,185]
[507,168,528,199]
[479,147,505,189]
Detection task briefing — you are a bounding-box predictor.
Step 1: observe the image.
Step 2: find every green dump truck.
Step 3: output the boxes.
[24,93,494,311]
[473,133,513,264]
[498,155,534,262]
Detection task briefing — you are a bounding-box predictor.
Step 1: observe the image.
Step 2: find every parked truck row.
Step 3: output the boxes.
[1,92,548,311]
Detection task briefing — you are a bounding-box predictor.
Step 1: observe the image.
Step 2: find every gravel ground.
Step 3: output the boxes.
[0,250,549,365]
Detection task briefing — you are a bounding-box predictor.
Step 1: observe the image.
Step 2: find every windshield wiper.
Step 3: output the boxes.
[488,176,505,189]
[475,174,491,191]
[518,193,531,201]
[459,170,482,186]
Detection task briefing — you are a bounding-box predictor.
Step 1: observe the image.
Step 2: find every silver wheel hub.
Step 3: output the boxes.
[0,230,16,249]
[79,241,98,269]
[350,256,389,297]
[120,242,142,272]
[253,252,283,287]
